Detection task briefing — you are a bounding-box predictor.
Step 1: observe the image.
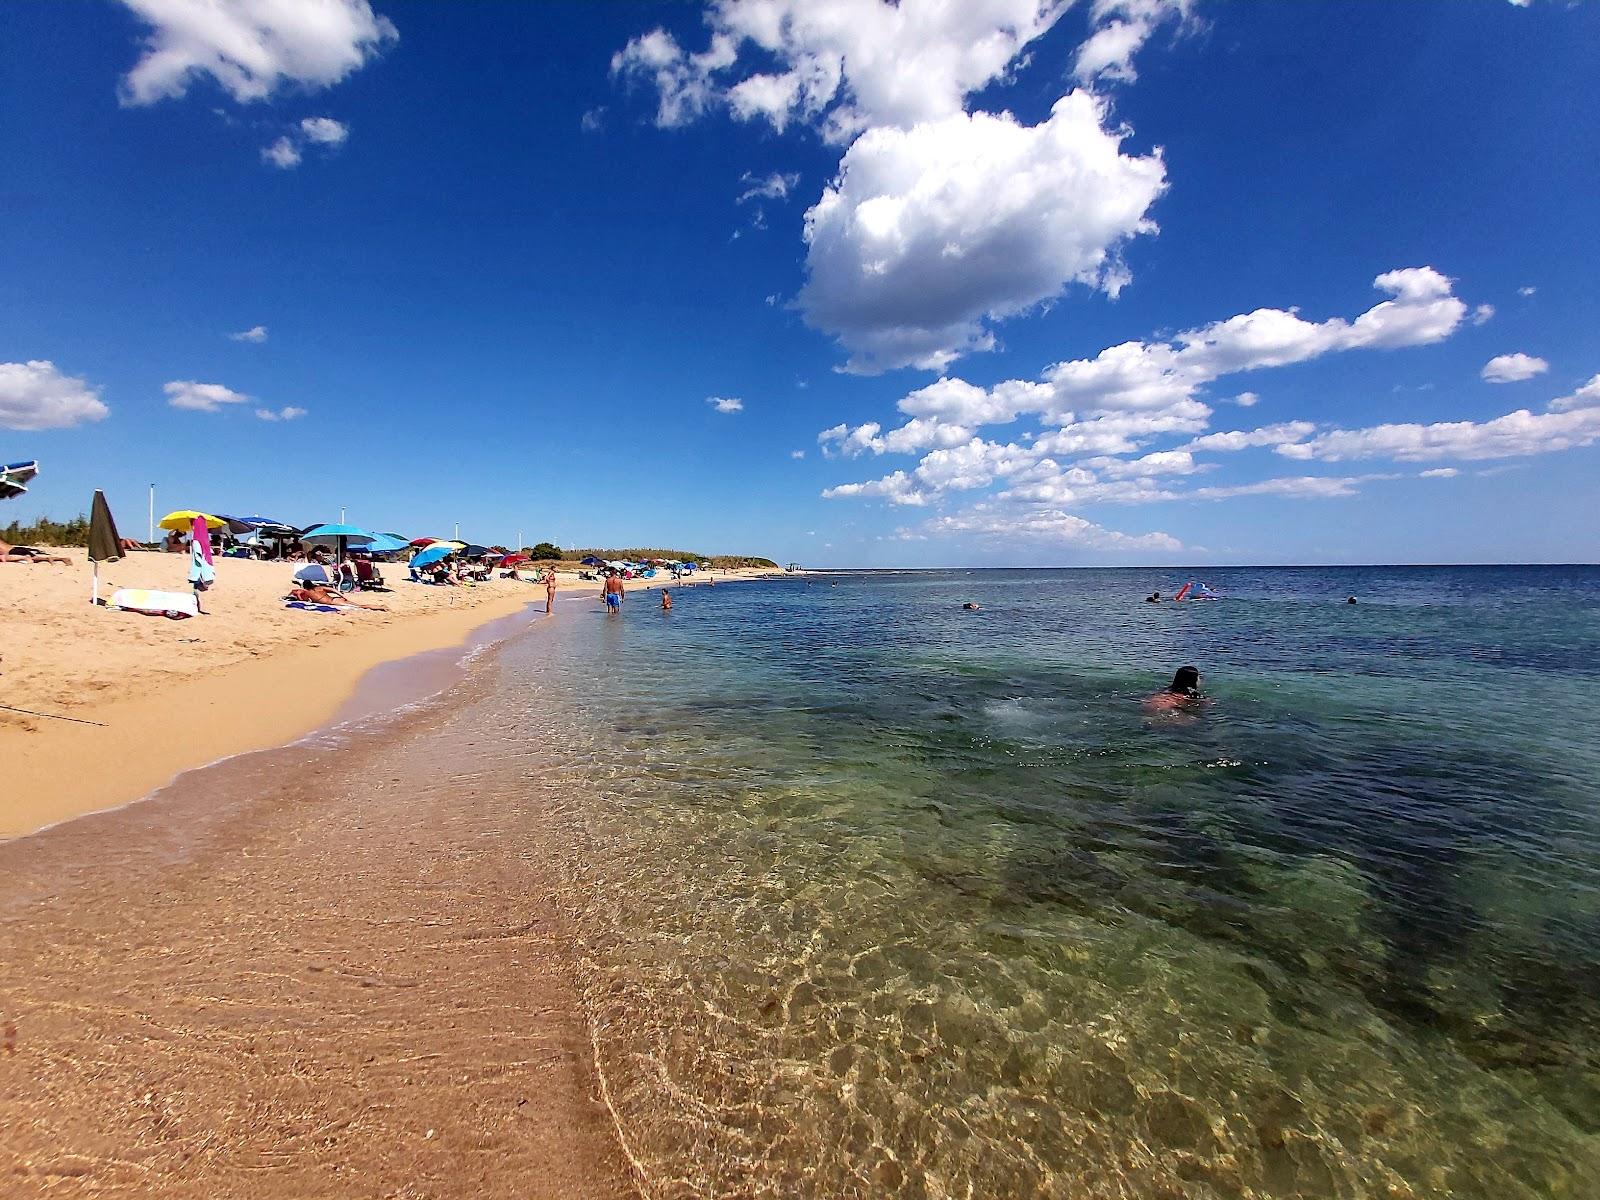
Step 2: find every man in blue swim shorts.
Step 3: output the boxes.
[602,571,625,613]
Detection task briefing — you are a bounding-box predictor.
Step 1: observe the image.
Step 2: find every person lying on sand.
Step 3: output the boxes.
[288,585,388,612]
[0,541,71,565]
[1144,665,1206,713]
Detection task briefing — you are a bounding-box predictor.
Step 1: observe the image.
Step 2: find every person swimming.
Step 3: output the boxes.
[1143,665,1204,712]
[962,601,981,610]
[1145,591,1161,603]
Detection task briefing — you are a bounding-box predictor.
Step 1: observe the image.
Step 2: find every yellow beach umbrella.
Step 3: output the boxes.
[435,540,466,551]
[158,510,227,532]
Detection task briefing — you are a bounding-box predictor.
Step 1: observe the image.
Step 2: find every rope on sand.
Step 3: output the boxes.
[0,703,108,727]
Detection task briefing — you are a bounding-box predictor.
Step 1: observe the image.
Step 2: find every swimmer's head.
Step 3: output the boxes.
[1170,665,1202,695]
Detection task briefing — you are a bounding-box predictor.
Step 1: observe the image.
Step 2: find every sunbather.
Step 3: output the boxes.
[0,541,70,565]
[288,585,388,611]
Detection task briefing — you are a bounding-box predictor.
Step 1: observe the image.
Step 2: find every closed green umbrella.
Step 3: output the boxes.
[88,490,124,605]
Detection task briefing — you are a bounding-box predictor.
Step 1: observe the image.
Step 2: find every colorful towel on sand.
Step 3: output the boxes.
[284,600,346,613]
[110,588,200,619]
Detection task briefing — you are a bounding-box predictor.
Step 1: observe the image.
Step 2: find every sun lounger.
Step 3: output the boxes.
[353,559,387,590]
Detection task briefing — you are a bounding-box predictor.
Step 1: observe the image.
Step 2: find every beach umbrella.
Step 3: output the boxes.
[87,490,124,605]
[221,515,298,536]
[293,564,331,584]
[360,532,411,554]
[500,553,528,566]
[410,537,437,547]
[458,543,491,558]
[158,510,226,532]
[301,523,375,544]
[1,460,39,500]
[411,544,453,569]
[580,555,605,566]
[301,522,376,564]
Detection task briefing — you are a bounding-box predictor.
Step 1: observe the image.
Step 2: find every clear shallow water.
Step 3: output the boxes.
[495,568,1600,1198]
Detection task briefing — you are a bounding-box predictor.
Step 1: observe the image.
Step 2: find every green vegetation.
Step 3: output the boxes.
[558,547,778,569]
[1,514,90,546]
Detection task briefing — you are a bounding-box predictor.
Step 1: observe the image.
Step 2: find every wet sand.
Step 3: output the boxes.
[0,639,640,1199]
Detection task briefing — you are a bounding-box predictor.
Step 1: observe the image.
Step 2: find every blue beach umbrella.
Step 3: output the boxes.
[301,522,376,563]
[411,544,453,569]
[358,532,411,554]
[301,522,376,544]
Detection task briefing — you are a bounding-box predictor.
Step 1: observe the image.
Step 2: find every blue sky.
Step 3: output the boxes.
[2,0,1597,566]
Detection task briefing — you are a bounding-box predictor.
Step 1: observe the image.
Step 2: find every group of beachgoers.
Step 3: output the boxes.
[599,569,675,615]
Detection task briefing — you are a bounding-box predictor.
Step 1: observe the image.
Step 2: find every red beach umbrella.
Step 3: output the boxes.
[409,537,437,547]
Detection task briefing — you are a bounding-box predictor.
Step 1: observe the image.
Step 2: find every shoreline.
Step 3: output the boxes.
[3,586,538,841]
[0,614,642,1197]
[3,557,768,842]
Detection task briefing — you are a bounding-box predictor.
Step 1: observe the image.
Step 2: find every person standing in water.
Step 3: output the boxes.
[544,567,557,614]
[1144,665,1205,712]
[602,570,625,614]
[661,588,672,611]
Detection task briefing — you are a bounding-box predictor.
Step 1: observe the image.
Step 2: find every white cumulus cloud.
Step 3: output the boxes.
[1420,467,1458,478]
[262,136,301,168]
[1183,421,1316,452]
[612,1,1071,135]
[822,267,1468,461]
[1279,406,1600,463]
[255,405,307,421]
[1073,0,1192,85]
[0,361,110,430]
[118,0,397,105]
[923,501,1182,552]
[1548,373,1600,412]
[1480,352,1548,383]
[300,116,348,144]
[612,3,1173,374]
[707,396,744,413]
[800,93,1166,372]
[165,380,251,412]
[229,324,268,343]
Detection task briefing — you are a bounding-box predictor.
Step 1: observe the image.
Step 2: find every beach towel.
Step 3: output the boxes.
[285,600,347,613]
[110,588,200,619]
[189,517,216,591]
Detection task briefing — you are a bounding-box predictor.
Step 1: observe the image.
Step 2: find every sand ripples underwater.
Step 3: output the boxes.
[455,567,1599,1198]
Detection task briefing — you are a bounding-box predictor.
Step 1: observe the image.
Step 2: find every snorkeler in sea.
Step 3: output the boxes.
[1143,665,1205,712]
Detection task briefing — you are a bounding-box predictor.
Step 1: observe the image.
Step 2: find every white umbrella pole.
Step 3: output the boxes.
[147,485,154,544]
[92,560,99,606]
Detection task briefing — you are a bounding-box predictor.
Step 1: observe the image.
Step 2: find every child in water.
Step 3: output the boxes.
[661,589,672,611]
[1144,666,1205,713]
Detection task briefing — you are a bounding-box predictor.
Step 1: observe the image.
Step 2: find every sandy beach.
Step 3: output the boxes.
[0,549,779,1198]
[0,647,640,1198]
[1,550,766,840]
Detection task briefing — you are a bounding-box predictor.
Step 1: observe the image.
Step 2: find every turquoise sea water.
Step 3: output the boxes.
[488,567,1600,1198]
